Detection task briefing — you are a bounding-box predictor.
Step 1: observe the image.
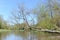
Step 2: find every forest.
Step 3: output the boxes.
[0,0,60,31]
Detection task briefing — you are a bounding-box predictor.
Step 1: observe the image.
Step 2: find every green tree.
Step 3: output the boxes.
[33,5,57,29]
[0,15,8,29]
[0,16,3,29]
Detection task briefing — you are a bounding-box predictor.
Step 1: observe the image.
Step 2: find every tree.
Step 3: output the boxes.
[11,4,34,29]
[0,15,8,29]
[0,15,3,29]
[51,0,60,28]
[33,5,57,29]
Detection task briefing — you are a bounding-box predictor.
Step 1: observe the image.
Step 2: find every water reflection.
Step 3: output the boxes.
[0,31,60,40]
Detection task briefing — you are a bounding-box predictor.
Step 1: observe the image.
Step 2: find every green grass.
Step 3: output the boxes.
[0,29,12,32]
[0,29,25,32]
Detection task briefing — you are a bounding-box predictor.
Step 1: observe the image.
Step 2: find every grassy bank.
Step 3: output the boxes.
[0,29,12,32]
[0,29,25,32]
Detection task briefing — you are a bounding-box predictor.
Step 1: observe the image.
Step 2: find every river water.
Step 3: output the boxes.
[0,31,60,40]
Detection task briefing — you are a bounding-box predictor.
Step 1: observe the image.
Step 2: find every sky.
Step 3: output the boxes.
[0,0,47,21]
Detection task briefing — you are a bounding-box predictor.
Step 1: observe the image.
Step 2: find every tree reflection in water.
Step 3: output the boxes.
[0,31,60,40]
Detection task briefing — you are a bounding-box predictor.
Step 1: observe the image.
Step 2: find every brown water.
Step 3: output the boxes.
[0,31,60,40]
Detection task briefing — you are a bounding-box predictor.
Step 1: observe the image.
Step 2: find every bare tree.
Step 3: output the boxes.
[47,0,59,18]
[10,4,34,29]
[48,0,54,18]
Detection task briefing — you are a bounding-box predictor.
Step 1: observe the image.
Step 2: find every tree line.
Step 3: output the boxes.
[0,0,60,30]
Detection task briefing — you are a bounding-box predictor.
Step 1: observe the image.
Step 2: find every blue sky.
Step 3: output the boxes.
[0,0,47,21]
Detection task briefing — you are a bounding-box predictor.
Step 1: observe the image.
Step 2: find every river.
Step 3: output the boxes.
[0,31,60,40]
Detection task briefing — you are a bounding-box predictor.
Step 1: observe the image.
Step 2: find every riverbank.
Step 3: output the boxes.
[0,29,25,32]
[0,29,60,34]
[0,29,12,32]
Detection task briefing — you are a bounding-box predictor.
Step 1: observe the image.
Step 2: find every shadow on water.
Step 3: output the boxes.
[0,31,60,40]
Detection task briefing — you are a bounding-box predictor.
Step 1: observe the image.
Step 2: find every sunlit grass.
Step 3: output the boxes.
[0,29,25,32]
[0,29,12,32]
